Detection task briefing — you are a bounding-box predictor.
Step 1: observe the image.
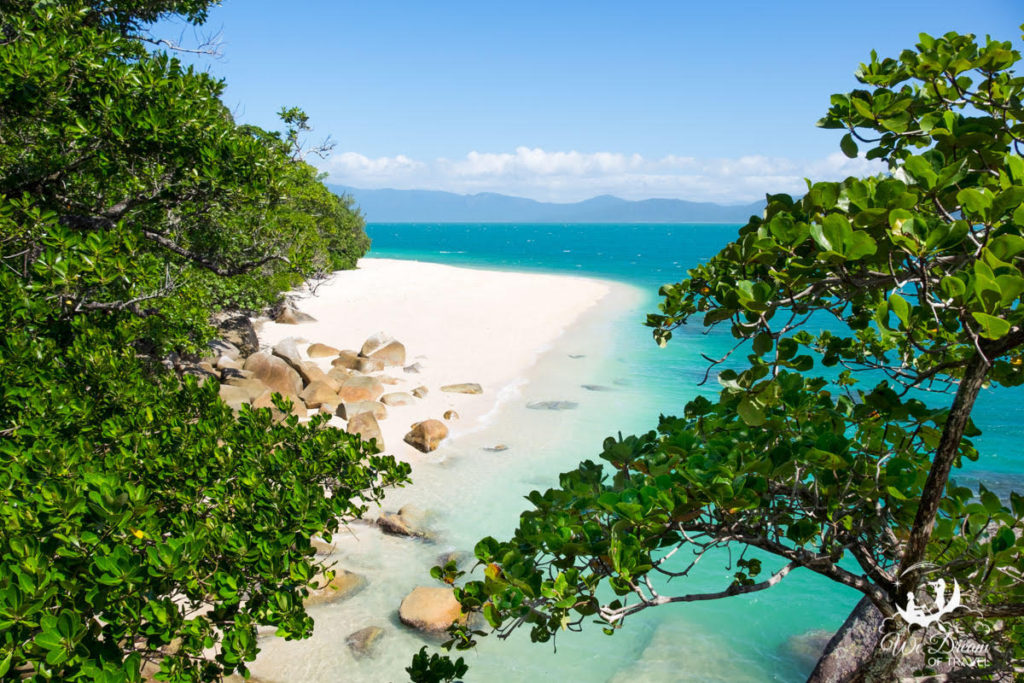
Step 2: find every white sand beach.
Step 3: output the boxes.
[242,258,659,682]
[257,258,615,463]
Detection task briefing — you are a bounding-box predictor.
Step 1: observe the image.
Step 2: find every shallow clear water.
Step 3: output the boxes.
[247,222,1023,682]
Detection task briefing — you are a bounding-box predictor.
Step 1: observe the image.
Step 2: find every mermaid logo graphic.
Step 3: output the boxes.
[895,576,963,628]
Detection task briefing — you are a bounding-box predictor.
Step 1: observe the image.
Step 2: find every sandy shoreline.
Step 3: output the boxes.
[243,257,649,681]
[256,257,616,462]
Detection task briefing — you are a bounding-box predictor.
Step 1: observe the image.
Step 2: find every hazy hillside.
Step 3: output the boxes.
[329,185,765,223]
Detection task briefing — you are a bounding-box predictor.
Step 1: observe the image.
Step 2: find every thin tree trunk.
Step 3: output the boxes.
[899,351,989,584]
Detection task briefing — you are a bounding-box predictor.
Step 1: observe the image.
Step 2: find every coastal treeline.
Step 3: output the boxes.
[436,29,1024,679]
[0,1,408,680]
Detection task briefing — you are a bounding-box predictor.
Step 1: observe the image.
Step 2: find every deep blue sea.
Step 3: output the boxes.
[364,222,1024,680]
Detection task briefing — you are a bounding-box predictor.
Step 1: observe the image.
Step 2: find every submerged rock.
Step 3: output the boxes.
[403,362,423,374]
[483,444,509,452]
[526,400,579,411]
[346,626,385,659]
[304,568,366,607]
[442,410,459,420]
[581,384,614,392]
[781,629,834,673]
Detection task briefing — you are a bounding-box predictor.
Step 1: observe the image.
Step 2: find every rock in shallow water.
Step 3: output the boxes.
[581,384,614,392]
[346,626,385,658]
[304,568,366,607]
[526,400,579,411]
[398,586,463,633]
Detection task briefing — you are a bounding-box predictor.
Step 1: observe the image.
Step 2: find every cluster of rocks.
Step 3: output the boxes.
[203,327,482,454]
[201,315,483,662]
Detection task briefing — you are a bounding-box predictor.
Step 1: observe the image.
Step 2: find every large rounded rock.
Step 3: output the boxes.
[300,381,341,409]
[354,356,385,373]
[214,315,259,356]
[224,377,272,401]
[243,352,303,396]
[404,420,448,453]
[336,401,387,421]
[304,568,366,607]
[251,391,307,420]
[275,305,316,325]
[337,376,384,403]
[331,350,362,370]
[398,587,463,633]
[272,338,303,370]
[346,626,385,659]
[347,412,383,447]
[381,392,416,407]
[360,331,394,358]
[218,384,250,411]
[209,339,241,361]
[215,355,242,371]
[377,505,431,539]
[370,340,406,367]
[296,360,340,391]
[306,342,339,358]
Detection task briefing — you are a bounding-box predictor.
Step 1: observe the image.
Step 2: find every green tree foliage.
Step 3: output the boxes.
[0,1,405,680]
[434,30,1024,678]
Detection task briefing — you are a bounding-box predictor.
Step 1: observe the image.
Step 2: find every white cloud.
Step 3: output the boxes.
[317,147,887,203]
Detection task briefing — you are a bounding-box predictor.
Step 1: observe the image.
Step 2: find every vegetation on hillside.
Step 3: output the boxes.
[432,29,1024,680]
[0,2,407,680]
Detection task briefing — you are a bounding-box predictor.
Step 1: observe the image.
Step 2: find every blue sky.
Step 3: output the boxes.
[159,1,1020,203]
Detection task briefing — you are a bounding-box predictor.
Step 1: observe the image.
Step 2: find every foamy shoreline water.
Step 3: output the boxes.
[244,258,653,681]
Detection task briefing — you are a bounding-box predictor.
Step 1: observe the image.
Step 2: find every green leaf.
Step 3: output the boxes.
[887,293,910,326]
[957,188,993,216]
[840,133,858,159]
[737,397,766,427]
[972,311,1011,339]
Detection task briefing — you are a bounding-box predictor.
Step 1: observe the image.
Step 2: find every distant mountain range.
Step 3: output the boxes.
[328,185,765,224]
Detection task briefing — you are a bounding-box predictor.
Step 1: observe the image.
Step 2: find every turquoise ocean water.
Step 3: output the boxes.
[362,222,1024,680]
